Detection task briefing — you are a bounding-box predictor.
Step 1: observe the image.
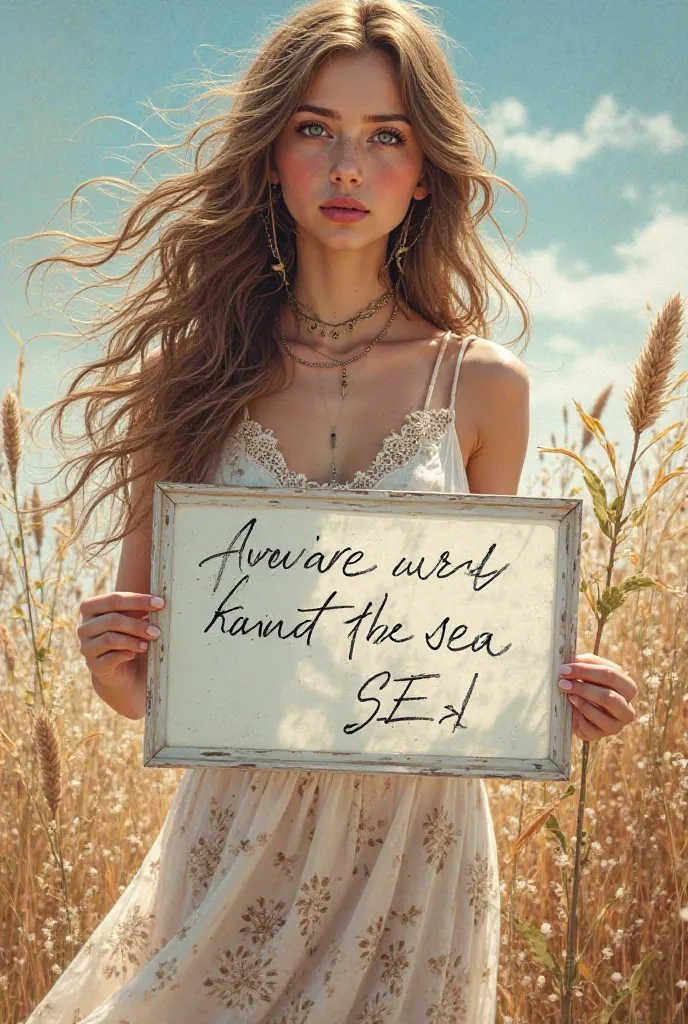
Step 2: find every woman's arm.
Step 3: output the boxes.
[462,340,530,497]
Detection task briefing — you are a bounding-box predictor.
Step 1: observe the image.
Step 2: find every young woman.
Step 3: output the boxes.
[25,1,638,1020]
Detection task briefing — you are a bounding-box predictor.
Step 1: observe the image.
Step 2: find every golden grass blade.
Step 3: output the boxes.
[579,386,613,451]
[646,469,687,501]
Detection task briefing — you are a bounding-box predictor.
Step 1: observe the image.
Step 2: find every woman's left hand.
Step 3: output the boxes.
[558,652,638,741]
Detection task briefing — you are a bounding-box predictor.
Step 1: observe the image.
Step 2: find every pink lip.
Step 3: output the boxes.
[320,207,369,223]
[321,198,369,211]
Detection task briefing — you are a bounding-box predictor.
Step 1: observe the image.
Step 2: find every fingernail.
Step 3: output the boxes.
[560,664,573,674]
[150,597,165,608]
[568,694,581,706]
[558,679,574,691]
[146,625,161,638]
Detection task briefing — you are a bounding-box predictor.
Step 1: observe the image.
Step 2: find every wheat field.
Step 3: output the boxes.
[1,296,686,1023]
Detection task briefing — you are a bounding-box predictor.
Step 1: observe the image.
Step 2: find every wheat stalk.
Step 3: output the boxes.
[625,293,684,434]
[0,623,15,674]
[30,485,45,555]
[1,389,21,492]
[32,709,62,818]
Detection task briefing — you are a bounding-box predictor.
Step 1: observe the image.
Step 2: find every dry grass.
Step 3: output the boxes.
[1,301,687,1023]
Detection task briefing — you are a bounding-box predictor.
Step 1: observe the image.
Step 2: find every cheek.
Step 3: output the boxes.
[278,149,323,193]
[370,160,416,199]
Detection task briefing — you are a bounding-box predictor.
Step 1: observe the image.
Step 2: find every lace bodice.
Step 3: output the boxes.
[215,332,476,494]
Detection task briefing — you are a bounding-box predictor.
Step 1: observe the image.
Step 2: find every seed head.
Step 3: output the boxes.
[625,294,684,434]
[1,389,21,491]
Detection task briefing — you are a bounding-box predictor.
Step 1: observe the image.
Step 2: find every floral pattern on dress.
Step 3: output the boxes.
[101,904,155,980]
[466,852,494,925]
[188,795,233,905]
[356,991,393,1023]
[268,990,315,1024]
[422,806,461,872]
[426,953,469,1022]
[357,915,389,967]
[202,944,278,1010]
[240,895,287,947]
[295,873,332,948]
[274,850,300,881]
[380,939,413,996]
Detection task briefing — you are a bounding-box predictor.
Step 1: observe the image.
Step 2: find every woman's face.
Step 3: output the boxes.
[269,49,430,252]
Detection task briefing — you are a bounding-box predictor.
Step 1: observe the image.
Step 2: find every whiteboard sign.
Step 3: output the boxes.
[144,486,581,780]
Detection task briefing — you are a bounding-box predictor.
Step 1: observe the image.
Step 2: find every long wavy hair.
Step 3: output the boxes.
[20,0,531,558]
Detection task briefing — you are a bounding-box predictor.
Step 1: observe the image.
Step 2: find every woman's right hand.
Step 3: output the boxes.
[78,591,164,690]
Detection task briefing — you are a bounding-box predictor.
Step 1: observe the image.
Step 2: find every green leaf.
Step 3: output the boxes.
[36,647,47,662]
[596,574,658,621]
[545,813,567,854]
[510,915,561,979]
[627,500,649,527]
[582,465,613,539]
[609,495,624,522]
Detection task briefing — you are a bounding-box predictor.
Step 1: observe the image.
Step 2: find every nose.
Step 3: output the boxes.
[329,137,363,185]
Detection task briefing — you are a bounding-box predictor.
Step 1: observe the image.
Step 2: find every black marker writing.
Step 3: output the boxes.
[342,592,414,661]
[392,541,509,591]
[425,617,512,657]
[199,517,377,593]
[439,672,479,732]
[204,575,354,645]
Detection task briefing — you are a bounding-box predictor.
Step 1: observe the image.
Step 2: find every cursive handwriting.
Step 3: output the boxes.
[391,541,510,591]
[199,517,378,594]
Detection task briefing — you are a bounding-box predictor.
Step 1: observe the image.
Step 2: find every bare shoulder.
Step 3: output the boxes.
[448,334,530,492]
[458,333,530,394]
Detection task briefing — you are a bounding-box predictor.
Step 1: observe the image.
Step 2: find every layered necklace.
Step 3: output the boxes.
[275,292,400,484]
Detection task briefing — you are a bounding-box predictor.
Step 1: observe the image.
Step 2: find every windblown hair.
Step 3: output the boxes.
[21,0,531,558]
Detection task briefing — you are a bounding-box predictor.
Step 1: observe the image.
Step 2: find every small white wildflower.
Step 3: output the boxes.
[541,922,552,936]
[615,886,625,899]
[676,980,687,990]
[537,975,546,987]
[611,971,623,983]
[51,964,62,975]
[679,906,688,922]
[547,993,558,1003]
[602,947,613,959]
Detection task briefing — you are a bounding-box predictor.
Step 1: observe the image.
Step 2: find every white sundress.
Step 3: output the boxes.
[25,330,501,1024]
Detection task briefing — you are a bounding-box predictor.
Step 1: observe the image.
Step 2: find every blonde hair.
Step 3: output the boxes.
[21,0,531,558]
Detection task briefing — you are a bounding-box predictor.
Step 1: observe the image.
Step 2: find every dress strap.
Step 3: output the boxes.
[423,330,452,410]
[242,404,250,422]
[449,334,475,411]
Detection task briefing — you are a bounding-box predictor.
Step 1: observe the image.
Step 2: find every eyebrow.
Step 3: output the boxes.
[295,103,412,126]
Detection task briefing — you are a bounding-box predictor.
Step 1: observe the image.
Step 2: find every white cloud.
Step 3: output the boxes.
[503,203,688,323]
[483,94,685,177]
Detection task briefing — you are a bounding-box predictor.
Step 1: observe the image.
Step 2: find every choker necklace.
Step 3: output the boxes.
[275,303,399,483]
[287,288,395,340]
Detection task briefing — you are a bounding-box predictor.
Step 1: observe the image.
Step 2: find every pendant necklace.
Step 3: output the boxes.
[276,303,399,484]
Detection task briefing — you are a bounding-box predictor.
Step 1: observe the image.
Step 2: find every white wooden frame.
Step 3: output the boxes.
[144,485,582,780]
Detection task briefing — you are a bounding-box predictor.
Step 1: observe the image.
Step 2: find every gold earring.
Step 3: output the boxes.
[387,195,432,276]
[262,182,289,288]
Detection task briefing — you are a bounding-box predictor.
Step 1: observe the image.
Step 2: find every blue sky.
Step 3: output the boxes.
[2,0,687,505]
